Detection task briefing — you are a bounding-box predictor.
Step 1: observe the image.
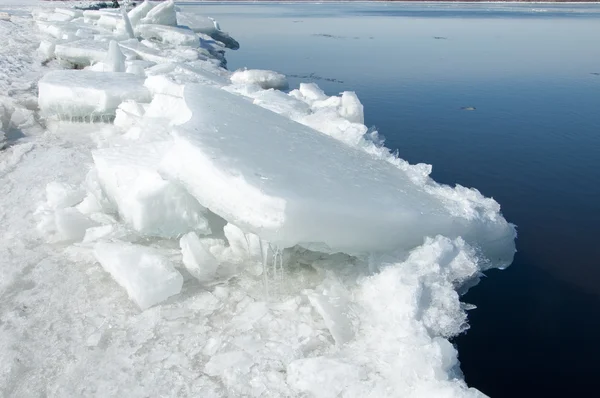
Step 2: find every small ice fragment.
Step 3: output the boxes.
[103,41,126,73]
[114,100,145,130]
[230,69,289,90]
[38,40,56,61]
[307,285,354,346]
[339,91,364,124]
[287,357,366,397]
[54,208,95,242]
[223,223,263,261]
[204,351,253,377]
[94,241,183,310]
[82,225,116,243]
[46,182,85,209]
[180,232,219,282]
[38,70,150,119]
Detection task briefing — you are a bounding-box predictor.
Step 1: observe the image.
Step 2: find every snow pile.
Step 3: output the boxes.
[16,2,517,396]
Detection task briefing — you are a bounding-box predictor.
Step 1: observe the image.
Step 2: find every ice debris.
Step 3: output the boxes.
[26,2,516,396]
[94,241,183,310]
[230,68,289,90]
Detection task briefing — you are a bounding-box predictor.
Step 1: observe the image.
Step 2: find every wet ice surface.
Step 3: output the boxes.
[0,2,517,397]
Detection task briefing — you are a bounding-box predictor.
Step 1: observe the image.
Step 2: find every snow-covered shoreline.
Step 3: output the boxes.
[0,1,515,397]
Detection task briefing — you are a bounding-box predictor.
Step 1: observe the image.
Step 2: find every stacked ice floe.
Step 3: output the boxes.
[0,96,42,149]
[32,2,515,397]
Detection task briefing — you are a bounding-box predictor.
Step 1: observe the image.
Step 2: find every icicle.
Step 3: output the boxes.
[260,239,269,299]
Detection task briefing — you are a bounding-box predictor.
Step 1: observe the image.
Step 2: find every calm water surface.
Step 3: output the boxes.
[184,2,600,396]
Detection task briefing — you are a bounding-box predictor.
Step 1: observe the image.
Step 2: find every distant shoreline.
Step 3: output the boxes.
[40,1,600,3]
[167,0,600,3]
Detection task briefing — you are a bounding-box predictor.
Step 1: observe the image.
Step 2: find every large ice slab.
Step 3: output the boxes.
[160,84,515,262]
[38,70,151,119]
[94,241,183,310]
[54,39,136,67]
[136,24,199,47]
[176,12,240,50]
[92,142,211,238]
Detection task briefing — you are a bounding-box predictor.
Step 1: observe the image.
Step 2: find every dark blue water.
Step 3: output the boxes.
[185,2,600,396]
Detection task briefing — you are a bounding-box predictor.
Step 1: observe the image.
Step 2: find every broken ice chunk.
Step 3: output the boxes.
[307,284,354,346]
[223,223,263,261]
[93,143,211,238]
[140,0,177,26]
[287,357,366,398]
[46,181,85,209]
[38,70,151,120]
[128,0,156,27]
[136,24,199,47]
[180,232,219,282]
[54,207,96,242]
[38,40,56,61]
[204,351,254,377]
[54,40,136,68]
[230,69,289,90]
[94,241,183,310]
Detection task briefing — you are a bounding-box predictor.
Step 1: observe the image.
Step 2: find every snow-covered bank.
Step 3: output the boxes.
[0,1,515,397]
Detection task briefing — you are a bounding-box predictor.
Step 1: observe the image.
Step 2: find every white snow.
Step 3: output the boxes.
[93,241,183,310]
[230,68,289,90]
[38,70,151,119]
[0,2,516,397]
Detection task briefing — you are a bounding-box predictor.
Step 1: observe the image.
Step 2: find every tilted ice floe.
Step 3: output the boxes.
[29,2,515,397]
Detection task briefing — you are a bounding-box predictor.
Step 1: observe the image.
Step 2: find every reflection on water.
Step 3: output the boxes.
[185,2,600,396]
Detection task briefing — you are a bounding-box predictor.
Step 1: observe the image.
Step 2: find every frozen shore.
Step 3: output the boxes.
[0,1,515,397]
